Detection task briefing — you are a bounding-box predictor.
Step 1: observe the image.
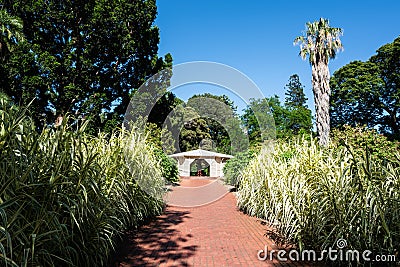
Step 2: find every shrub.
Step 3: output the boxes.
[223,149,257,187]
[0,102,164,266]
[238,136,400,263]
[153,148,180,184]
[145,123,180,184]
[331,125,400,162]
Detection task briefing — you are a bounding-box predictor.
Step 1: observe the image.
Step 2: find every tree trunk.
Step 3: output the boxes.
[390,108,399,139]
[311,61,331,147]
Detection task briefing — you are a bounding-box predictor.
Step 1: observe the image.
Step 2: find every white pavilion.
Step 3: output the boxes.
[169,149,234,177]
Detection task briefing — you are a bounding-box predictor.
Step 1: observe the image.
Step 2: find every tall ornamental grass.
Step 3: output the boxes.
[238,137,400,258]
[0,100,164,266]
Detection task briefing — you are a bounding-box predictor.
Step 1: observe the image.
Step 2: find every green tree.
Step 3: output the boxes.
[179,117,210,152]
[284,74,313,135]
[162,104,211,153]
[187,93,241,154]
[268,96,290,138]
[330,36,400,139]
[285,106,313,136]
[242,96,285,142]
[148,91,183,128]
[285,74,308,108]
[370,36,400,138]
[243,94,312,143]
[294,18,343,146]
[330,61,383,129]
[0,9,24,60]
[0,9,25,100]
[242,98,268,145]
[2,0,169,132]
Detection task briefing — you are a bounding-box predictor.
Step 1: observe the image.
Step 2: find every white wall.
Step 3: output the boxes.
[175,156,228,177]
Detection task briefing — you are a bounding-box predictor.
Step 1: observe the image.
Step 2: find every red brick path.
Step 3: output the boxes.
[112,179,316,267]
[164,178,230,207]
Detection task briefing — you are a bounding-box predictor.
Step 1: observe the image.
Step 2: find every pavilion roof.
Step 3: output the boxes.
[169,149,234,159]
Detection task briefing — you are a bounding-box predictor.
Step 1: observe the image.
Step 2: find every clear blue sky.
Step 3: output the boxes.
[155,0,399,114]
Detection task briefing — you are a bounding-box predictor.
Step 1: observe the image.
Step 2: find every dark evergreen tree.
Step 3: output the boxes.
[285,74,308,108]
[284,74,313,135]
[148,91,183,128]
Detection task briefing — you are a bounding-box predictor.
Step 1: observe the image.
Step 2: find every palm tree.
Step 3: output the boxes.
[0,9,24,60]
[294,18,343,146]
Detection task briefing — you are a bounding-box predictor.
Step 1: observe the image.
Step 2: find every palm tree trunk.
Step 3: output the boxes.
[311,61,331,146]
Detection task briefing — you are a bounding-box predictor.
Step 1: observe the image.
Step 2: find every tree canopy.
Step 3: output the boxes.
[0,10,24,61]
[160,93,245,154]
[1,0,171,132]
[330,36,400,139]
[186,93,241,154]
[161,104,210,153]
[242,75,312,143]
[242,96,288,141]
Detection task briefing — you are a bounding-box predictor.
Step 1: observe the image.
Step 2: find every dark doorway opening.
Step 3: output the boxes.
[190,159,210,176]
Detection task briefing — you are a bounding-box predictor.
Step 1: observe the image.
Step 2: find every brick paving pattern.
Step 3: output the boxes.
[164,178,230,207]
[112,178,318,267]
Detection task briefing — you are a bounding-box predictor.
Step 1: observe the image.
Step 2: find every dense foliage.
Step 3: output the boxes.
[153,148,180,184]
[330,36,400,140]
[186,94,241,154]
[144,123,179,183]
[242,93,312,143]
[1,6,400,266]
[332,125,400,162]
[237,136,399,264]
[0,101,165,266]
[284,74,313,136]
[0,10,24,61]
[0,0,171,133]
[242,97,280,143]
[223,149,257,187]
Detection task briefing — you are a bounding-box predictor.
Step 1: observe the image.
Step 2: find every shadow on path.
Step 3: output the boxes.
[110,179,320,267]
[111,209,197,267]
